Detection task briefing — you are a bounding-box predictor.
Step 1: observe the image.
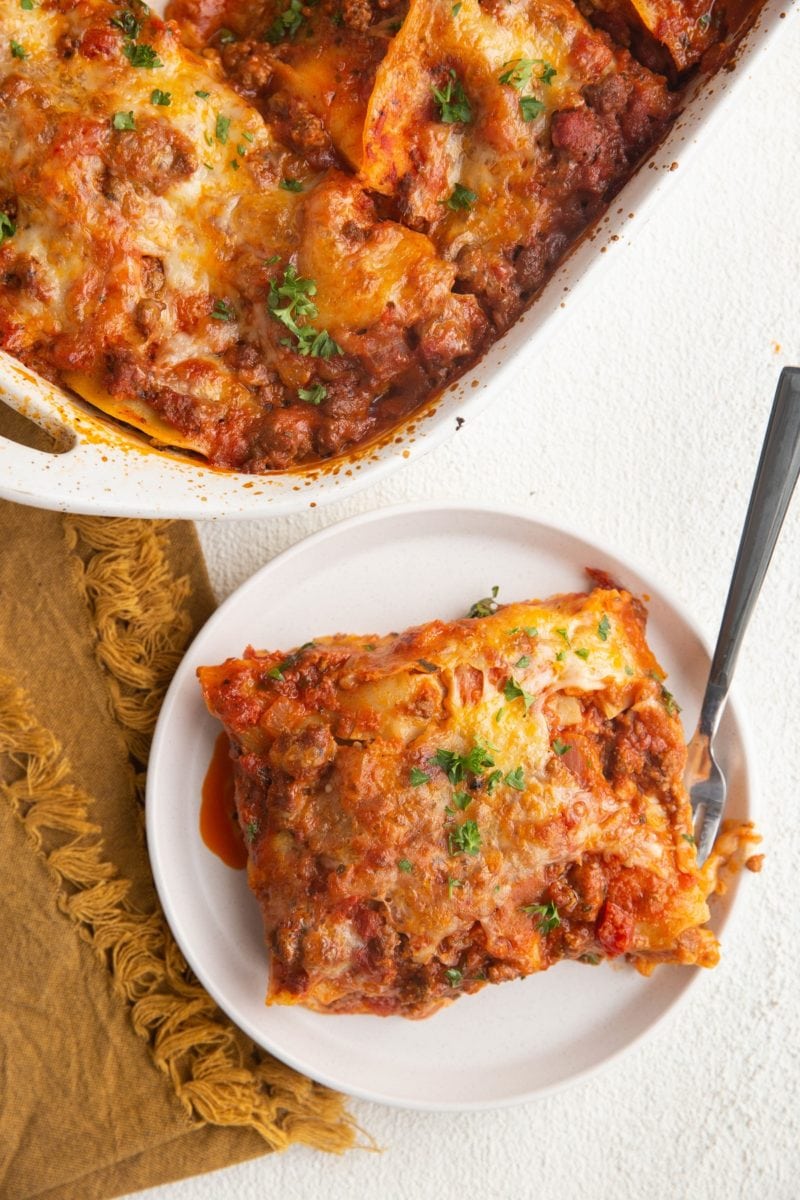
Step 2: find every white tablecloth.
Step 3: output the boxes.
[138,14,800,1198]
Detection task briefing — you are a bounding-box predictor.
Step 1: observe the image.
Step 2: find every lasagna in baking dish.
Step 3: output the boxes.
[0,0,756,470]
[199,580,755,1018]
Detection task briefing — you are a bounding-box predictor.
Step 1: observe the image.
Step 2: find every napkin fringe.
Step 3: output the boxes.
[0,517,361,1156]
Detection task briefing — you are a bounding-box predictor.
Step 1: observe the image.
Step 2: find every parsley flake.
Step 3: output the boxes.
[522,899,560,932]
[268,265,343,359]
[0,212,16,245]
[468,585,500,618]
[519,95,545,122]
[552,738,570,756]
[447,877,464,897]
[445,182,478,211]
[505,766,525,791]
[449,819,481,856]
[434,743,494,784]
[661,686,681,716]
[510,625,538,637]
[398,858,413,873]
[20,0,37,8]
[112,110,136,131]
[499,57,534,90]
[556,628,570,644]
[452,791,472,811]
[597,614,611,641]
[215,113,231,143]
[515,655,530,668]
[110,10,140,38]
[417,659,439,673]
[452,1,462,12]
[298,382,327,405]
[485,769,503,795]
[265,0,307,43]
[217,27,236,43]
[555,650,566,662]
[410,767,430,787]
[431,69,472,124]
[280,177,303,192]
[444,967,463,987]
[122,41,163,69]
[574,648,590,660]
[245,819,259,842]
[195,89,210,99]
[503,677,534,712]
[211,298,235,321]
[10,38,27,59]
[150,88,171,105]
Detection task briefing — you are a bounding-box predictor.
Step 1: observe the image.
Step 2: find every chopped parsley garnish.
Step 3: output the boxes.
[111,10,141,38]
[215,113,231,144]
[267,665,284,680]
[431,69,472,124]
[268,264,343,358]
[519,96,545,122]
[552,738,570,756]
[445,182,478,211]
[581,953,600,965]
[522,900,560,932]
[280,178,303,192]
[211,298,235,322]
[510,625,538,637]
[409,767,430,787]
[122,41,163,69]
[298,382,327,405]
[451,1,462,12]
[266,641,315,682]
[236,143,248,156]
[10,39,27,58]
[217,27,236,43]
[682,833,696,845]
[0,212,16,245]
[661,686,681,716]
[452,791,471,811]
[574,648,590,660]
[195,89,210,99]
[498,57,535,89]
[150,88,171,105]
[515,655,530,668]
[697,11,711,30]
[624,665,634,677]
[485,769,503,795]
[555,628,570,643]
[434,743,494,784]
[449,819,481,856]
[468,585,499,618]
[245,819,259,842]
[597,614,611,641]
[447,877,464,897]
[242,131,254,142]
[504,766,525,791]
[555,650,566,663]
[230,159,240,170]
[444,967,463,987]
[417,659,439,673]
[503,677,534,712]
[21,0,37,9]
[265,0,306,43]
[112,110,136,131]
[363,643,376,651]
[398,858,413,873]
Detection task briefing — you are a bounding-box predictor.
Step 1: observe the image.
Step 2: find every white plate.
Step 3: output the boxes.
[146,503,754,1110]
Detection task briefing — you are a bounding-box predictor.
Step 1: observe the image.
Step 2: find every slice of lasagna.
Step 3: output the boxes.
[198,581,755,1019]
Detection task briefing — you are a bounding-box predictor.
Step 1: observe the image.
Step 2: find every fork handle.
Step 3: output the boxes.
[699,366,800,740]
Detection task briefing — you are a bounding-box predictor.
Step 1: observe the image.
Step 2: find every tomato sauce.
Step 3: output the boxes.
[200,731,247,869]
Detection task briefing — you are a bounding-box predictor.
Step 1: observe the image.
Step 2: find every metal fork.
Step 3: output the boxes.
[687,367,800,864]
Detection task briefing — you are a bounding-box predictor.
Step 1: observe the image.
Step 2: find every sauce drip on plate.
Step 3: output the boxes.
[200,732,246,870]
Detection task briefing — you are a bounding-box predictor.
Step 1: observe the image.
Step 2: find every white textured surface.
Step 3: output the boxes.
[137,14,800,1200]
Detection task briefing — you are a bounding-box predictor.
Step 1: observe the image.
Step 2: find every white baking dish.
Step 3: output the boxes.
[0,0,793,519]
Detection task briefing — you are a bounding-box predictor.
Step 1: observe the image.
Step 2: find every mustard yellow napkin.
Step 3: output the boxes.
[0,409,356,1200]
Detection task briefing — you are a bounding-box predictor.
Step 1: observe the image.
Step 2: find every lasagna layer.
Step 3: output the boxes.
[199,583,753,1018]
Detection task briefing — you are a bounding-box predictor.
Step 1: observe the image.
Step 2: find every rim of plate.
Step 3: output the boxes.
[146,501,757,1111]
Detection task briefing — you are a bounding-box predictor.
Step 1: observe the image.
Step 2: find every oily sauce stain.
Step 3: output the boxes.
[200,731,247,869]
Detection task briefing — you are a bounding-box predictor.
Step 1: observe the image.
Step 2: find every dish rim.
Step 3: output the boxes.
[146,500,758,1110]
